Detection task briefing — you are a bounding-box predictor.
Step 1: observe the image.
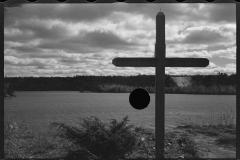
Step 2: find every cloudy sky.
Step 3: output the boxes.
[4,3,236,77]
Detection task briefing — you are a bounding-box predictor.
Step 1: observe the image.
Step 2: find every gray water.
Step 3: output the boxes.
[4,91,236,133]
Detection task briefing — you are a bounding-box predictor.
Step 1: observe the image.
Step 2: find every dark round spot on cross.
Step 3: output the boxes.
[129,88,150,110]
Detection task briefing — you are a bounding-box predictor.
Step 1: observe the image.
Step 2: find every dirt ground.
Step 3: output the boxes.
[168,125,236,158]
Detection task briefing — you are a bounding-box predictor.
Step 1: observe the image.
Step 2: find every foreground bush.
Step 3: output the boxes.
[50,116,139,159]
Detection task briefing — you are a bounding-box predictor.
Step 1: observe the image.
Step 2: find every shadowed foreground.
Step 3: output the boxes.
[4,115,236,159]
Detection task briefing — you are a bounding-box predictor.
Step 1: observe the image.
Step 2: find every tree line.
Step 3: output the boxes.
[4,75,176,92]
[4,73,236,95]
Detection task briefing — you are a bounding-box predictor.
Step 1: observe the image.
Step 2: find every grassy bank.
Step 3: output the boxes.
[166,85,236,95]
[5,117,200,159]
[5,113,236,159]
[97,84,236,95]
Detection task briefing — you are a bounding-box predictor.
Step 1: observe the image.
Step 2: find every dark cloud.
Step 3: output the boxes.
[5,46,69,60]
[59,58,92,65]
[4,4,122,25]
[82,31,138,49]
[4,56,53,69]
[174,44,235,54]
[5,4,235,27]
[206,44,235,52]
[4,28,35,43]
[206,4,236,23]
[60,59,80,64]
[37,30,138,53]
[164,4,235,23]
[123,4,235,23]
[174,48,205,54]
[32,25,69,40]
[10,46,42,54]
[13,21,71,41]
[4,60,15,66]
[37,40,100,53]
[183,30,226,44]
[4,3,236,76]
[168,29,231,45]
[5,4,235,51]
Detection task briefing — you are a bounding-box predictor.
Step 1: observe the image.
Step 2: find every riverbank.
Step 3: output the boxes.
[96,84,236,95]
[4,117,236,159]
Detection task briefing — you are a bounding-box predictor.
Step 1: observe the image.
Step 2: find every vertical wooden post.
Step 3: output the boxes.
[155,11,165,159]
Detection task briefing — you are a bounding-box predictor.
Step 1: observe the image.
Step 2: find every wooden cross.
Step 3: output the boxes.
[112,11,209,159]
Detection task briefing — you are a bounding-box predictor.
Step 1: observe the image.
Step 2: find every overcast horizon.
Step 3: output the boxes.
[4,3,236,77]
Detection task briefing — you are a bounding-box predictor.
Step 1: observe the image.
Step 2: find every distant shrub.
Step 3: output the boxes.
[50,116,139,159]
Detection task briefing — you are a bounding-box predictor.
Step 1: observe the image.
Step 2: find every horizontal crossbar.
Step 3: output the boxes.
[112,57,209,67]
